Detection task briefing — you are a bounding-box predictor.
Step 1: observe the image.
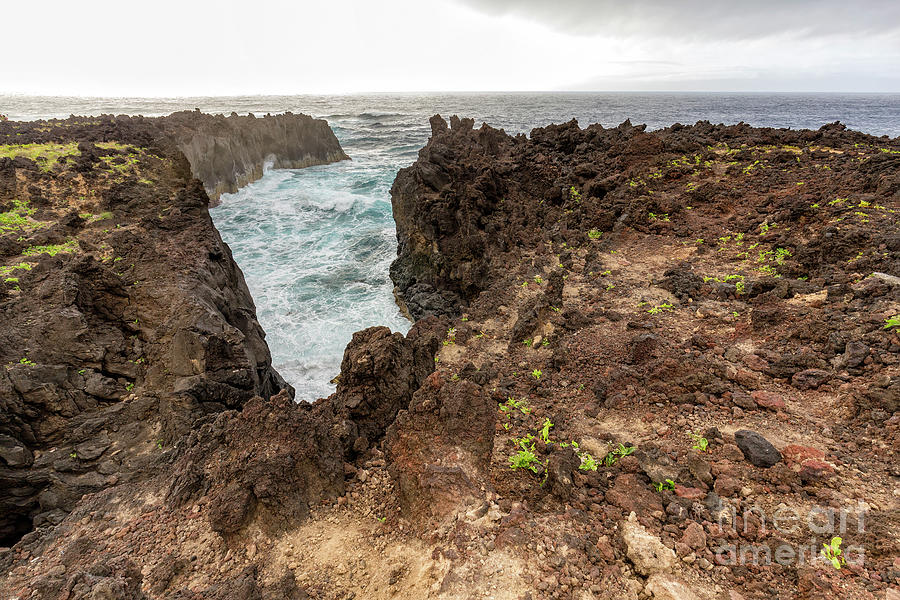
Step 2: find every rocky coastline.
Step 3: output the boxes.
[1,113,898,600]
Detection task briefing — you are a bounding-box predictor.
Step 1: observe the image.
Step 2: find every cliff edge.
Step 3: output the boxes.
[0,114,297,548]
[166,110,349,205]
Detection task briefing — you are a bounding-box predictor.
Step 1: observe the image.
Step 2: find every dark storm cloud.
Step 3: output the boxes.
[457,0,900,40]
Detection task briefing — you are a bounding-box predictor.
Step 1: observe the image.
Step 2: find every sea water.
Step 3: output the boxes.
[4,93,900,399]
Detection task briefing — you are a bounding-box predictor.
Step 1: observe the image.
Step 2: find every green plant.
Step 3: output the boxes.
[539,418,553,444]
[531,369,542,380]
[156,439,163,450]
[647,302,674,315]
[602,443,635,467]
[533,275,543,284]
[500,396,531,415]
[588,229,602,240]
[579,453,599,471]
[653,479,676,492]
[569,186,582,204]
[19,357,35,367]
[0,262,32,278]
[774,248,792,265]
[70,452,78,459]
[125,382,134,391]
[509,448,540,473]
[22,240,79,257]
[689,432,709,452]
[884,316,900,330]
[523,338,532,346]
[0,142,80,171]
[821,537,846,570]
[443,327,457,346]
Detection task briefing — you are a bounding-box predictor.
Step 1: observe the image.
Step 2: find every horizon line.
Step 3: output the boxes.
[3,90,900,99]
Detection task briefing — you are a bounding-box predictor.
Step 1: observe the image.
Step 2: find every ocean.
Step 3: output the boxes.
[3,92,899,399]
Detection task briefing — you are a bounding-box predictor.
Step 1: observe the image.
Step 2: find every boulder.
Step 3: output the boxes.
[622,512,677,576]
[734,430,782,468]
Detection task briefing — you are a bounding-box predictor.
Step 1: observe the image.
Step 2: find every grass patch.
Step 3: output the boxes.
[0,262,32,277]
[0,143,79,171]
[22,240,79,257]
[0,199,40,233]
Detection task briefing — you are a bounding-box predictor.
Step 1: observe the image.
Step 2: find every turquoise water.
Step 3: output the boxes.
[212,154,411,400]
[5,93,900,399]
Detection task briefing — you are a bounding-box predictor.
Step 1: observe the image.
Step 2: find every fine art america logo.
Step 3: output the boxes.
[712,502,867,568]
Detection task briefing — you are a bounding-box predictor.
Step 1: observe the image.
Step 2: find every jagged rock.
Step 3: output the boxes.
[545,446,580,500]
[607,474,664,517]
[330,318,443,455]
[166,391,344,535]
[681,521,707,550]
[791,368,831,390]
[384,378,496,524]
[167,111,348,204]
[622,512,677,576]
[734,430,782,468]
[0,113,308,546]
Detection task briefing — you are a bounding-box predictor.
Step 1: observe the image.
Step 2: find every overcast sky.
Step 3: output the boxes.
[3,0,899,95]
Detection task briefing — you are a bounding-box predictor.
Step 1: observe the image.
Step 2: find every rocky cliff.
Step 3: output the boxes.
[0,114,302,548]
[167,110,349,205]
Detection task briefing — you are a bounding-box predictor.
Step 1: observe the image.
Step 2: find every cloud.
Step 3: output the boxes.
[456,0,900,40]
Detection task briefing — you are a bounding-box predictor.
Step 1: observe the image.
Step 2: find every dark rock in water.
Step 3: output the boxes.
[734,430,782,468]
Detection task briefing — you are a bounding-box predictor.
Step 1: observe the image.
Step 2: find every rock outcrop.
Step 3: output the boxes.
[0,115,300,546]
[165,110,349,204]
[390,115,899,319]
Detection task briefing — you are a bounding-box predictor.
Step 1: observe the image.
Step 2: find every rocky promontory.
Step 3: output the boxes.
[166,110,349,204]
[2,113,898,600]
[0,112,343,550]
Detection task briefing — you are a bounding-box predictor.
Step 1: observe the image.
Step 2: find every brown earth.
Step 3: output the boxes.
[1,114,898,600]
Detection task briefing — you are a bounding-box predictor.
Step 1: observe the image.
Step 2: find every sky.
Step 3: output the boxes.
[2,0,899,95]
